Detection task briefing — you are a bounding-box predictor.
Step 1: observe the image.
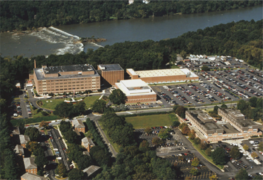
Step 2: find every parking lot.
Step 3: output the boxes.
[150,68,263,107]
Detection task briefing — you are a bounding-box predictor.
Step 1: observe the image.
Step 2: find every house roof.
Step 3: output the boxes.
[19,135,30,144]
[82,137,95,148]
[14,144,24,155]
[82,165,101,176]
[21,173,47,180]
[83,151,90,156]
[23,157,37,169]
[12,126,20,135]
[72,120,85,128]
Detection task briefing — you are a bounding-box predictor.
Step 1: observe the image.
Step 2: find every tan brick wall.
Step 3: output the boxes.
[101,70,124,85]
[25,168,37,175]
[29,74,34,81]
[126,94,157,103]
[77,127,85,134]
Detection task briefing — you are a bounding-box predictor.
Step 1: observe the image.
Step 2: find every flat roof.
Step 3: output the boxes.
[187,110,223,131]
[98,64,123,71]
[115,79,156,97]
[34,66,99,80]
[128,68,198,78]
[42,64,94,74]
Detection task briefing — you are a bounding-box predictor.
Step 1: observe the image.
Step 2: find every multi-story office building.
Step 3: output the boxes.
[33,64,100,95]
[97,64,124,86]
[185,109,262,143]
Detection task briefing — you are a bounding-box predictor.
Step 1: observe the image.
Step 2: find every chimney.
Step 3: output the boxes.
[34,59,36,69]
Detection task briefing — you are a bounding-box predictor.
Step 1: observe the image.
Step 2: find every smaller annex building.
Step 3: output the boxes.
[97,64,124,86]
[115,79,156,104]
[126,68,198,84]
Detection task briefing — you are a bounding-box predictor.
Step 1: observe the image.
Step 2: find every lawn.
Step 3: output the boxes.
[38,95,100,111]
[125,113,178,129]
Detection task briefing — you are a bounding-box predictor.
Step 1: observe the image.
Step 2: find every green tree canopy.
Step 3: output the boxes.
[64,130,79,144]
[24,127,40,141]
[68,168,85,180]
[175,106,186,118]
[91,100,106,114]
[60,121,72,133]
[230,146,241,160]
[158,128,170,139]
[202,65,210,71]
[57,163,67,177]
[235,168,248,180]
[212,147,226,165]
[249,97,257,107]
[109,89,127,105]
[191,158,199,167]
[144,127,152,135]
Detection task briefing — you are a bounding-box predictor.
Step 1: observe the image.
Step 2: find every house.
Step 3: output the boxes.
[14,144,24,157]
[23,157,37,175]
[82,165,101,178]
[72,120,85,133]
[21,172,47,180]
[81,137,95,152]
[19,135,30,148]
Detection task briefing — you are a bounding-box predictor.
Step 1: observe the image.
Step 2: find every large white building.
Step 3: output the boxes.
[115,79,156,103]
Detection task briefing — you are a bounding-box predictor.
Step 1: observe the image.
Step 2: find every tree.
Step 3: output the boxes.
[144,127,152,135]
[182,125,190,135]
[179,123,187,130]
[190,168,199,176]
[243,144,249,151]
[200,141,207,150]
[91,99,106,113]
[57,163,67,177]
[188,130,195,140]
[35,153,48,168]
[60,121,72,133]
[26,141,41,153]
[194,138,201,145]
[235,168,248,180]
[68,168,85,180]
[201,65,210,71]
[258,142,263,151]
[24,127,40,141]
[221,103,227,109]
[74,101,86,115]
[39,121,49,129]
[172,121,180,128]
[109,89,127,105]
[249,97,257,107]
[237,100,248,112]
[212,147,226,165]
[213,105,219,114]
[205,147,212,156]
[191,158,199,167]
[139,140,149,152]
[253,175,263,180]
[230,146,241,160]
[251,152,258,159]
[85,131,93,139]
[3,149,19,179]
[54,102,74,118]
[152,137,162,146]
[175,106,186,118]
[90,146,111,166]
[209,174,218,180]
[180,50,187,59]
[158,128,170,139]
[64,130,78,143]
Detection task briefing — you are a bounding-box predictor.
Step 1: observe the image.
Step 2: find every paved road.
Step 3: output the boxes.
[19,93,29,118]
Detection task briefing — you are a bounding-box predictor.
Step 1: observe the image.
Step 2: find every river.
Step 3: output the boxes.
[0,6,262,58]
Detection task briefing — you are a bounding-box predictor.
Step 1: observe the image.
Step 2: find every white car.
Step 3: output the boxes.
[259,172,263,176]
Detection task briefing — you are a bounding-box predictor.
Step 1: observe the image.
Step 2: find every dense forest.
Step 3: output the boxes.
[0,0,261,31]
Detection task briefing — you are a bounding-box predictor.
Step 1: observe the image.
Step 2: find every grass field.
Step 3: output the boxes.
[125,113,178,129]
[38,96,100,110]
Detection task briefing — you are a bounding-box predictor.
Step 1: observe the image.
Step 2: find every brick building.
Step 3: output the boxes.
[97,64,124,86]
[186,110,262,143]
[21,172,47,180]
[81,137,95,152]
[72,120,85,134]
[126,68,198,84]
[23,157,37,175]
[33,64,100,95]
[19,135,30,148]
[115,79,157,104]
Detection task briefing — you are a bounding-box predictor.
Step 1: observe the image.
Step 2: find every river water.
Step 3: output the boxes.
[0,6,262,58]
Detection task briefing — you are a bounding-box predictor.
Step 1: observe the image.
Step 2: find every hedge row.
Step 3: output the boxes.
[11,115,58,126]
[118,111,172,117]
